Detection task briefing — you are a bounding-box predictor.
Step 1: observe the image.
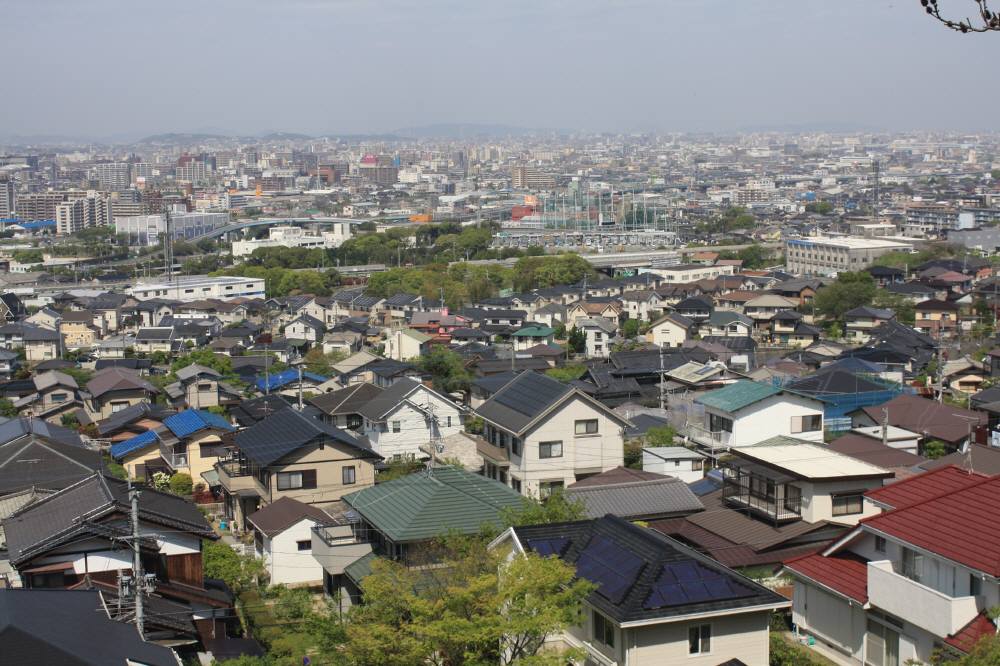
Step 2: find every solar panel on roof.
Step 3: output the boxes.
[494,373,568,418]
[576,535,645,604]
[526,537,570,558]
[643,561,755,610]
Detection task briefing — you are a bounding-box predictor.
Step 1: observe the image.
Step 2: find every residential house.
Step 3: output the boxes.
[575,316,619,358]
[620,290,668,322]
[58,310,100,350]
[844,306,896,342]
[14,370,82,423]
[134,327,177,355]
[511,325,555,351]
[850,393,987,453]
[671,296,713,322]
[85,367,160,420]
[744,294,799,332]
[0,349,18,379]
[285,314,326,343]
[255,368,328,398]
[492,515,790,666]
[475,371,631,497]
[647,313,695,348]
[0,293,26,322]
[886,281,938,303]
[783,466,1000,664]
[698,311,753,338]
[164,363,240,410]
[914,299,960,339]
[565,467,704,520]
[769,313,823,348]
[215,407,382,530]
[532,303,567,329]
[94,400,173,444]
[309,382,383,432]
[383,328,431,361]
[248,497,331,586]
[22,325,60,363]
[359,377,462,461]
[642,446,709,484]
[566,300,622,328]
[685,380,826,453]
[0,418,99,496]
[312,466,522,607]
[26,307,61,331]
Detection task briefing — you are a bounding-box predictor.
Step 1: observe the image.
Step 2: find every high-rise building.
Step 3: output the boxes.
[511,165,555,189]
[0,179,15,218]
[92,162,132,192]
[16,192,66,221]
[55,192,112,235]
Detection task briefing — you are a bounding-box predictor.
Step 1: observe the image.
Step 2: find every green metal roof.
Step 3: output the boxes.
[695,380,782,413]
[343,466,523,543]
[512,326,555,338]
[344,551,377,585]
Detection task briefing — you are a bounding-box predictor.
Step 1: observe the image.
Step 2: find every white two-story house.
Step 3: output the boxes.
[475,371,631,497]
[358,377,462,461]
[686,380,825,454]
[784,465,1000,665]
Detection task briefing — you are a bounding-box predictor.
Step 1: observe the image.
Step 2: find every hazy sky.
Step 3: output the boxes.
[2,0,998,138]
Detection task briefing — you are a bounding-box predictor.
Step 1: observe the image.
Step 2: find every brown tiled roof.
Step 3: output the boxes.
[858,394,986,444]
[827,434,925,469]
[247,496,332,537]
[85,367,159,398]
[568,466,667,488]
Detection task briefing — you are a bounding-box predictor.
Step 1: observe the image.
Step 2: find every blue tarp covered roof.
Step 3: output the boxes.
[163,409,234,438]
[110,430,159,460]
[255,368,328,392]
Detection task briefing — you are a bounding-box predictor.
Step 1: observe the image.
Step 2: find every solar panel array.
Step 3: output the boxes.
[527,537,571,558]
[643,560,755,610]
[494,372,568,417]
[576,535,646,604]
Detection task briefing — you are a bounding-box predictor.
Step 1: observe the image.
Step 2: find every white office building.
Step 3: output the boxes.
[785,236,912,277]
[129,275,265,301]
[116,208,229,246]
[231,223,352,258]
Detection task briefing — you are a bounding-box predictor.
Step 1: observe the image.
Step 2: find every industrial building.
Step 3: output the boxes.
[129,275,265,301]
[231,224,352,258]
[115,209,229,246]
[785,236,912,277]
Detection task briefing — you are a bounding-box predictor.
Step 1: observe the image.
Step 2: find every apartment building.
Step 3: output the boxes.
[785,236,913,277]
[130,275,265,301]
[115,209,228,246]
[511,165,556,189]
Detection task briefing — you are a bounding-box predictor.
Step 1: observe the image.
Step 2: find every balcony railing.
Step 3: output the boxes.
[160,443,188,470]
[867,560,979,637]
[721,470,802,524]
[683,424,731,455]
[312,523,373,576]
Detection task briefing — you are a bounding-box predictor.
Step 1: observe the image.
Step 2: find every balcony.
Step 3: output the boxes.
[312,523,373,576]
[683,424,731,455]
[867,560,979,637]
[721,466,802,524]
[216,459,257,492]
[160,443,188,471]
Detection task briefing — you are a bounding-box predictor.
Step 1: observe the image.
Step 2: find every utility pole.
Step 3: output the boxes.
[881,407,889,447]
[659,343,665,412]
[130,482,144,639]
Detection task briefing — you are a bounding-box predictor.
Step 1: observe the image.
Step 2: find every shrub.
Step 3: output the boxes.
[169,472,193,496]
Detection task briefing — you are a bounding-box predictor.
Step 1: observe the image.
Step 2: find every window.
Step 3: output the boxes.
[901,547,923,582]
[391,421,401,433]
[539,481,563,499]
[342,466,356,485]
[197,383,212,391]
[784,484,802,513]
[575,419,599,435]
[446,416,452,427]
[691,460,703,471]
[539,441,563,459]
[875,536,887,553]
[110,401,130,413]
[511,477,522,493]
[277,469,317,491]
[593,610,615,648]
[688,624,711,655]
[971,574,982,597]
[832,493,863,516]
[791,414,822,433]
[708,413,733,434]
[50,392,67,403]
[511,438,522,456]
[296,539,311,552]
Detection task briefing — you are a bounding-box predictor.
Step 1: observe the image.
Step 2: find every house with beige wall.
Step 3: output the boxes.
[493,515,790,666]
[85,367,160,420]
[476,372,631,498]
[647,313,694,349]
[216,406,382,530]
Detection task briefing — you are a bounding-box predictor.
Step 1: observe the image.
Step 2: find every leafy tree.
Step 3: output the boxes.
[377,458,425,483]
[622,318,641,339]
[342,538,592,666]
[567,326,587,354]
[646,425,677,447]
[512,253,593,292]
[12,249,43,264]
[302,347,345,376]
[624,440,643,469]
[872,290,916,326]
[804,201,834,215]
[417,346,472,394]
[171,349,233,375]
[923,439,948,459]
[552,321,567,339]
[203,539,266,593]
[168,472,193,496]
[545,364,587,383]
[60,413,80,429]
[0,398,17,417]
[102,456,128,480]
[501,490,586,528]
[813,271,877,321]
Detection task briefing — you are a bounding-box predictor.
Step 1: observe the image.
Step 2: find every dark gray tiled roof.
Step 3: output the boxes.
[356,377,422,420]
[475,371,571,434]
[565,475,704,520]
[235,407,380,466]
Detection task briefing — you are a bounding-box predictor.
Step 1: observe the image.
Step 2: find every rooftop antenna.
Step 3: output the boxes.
[872,158,881,224]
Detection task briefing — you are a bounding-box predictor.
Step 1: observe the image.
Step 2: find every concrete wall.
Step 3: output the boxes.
[363,387,461,460]
[260,518,323,586]
[626,610,772,666]
[265,440,378,507]
[715,393,824,447]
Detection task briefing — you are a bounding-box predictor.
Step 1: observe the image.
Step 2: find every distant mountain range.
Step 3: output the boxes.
[389,123,561,139]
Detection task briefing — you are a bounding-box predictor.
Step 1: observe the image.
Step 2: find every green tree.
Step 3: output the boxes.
[872,290,916,326]
[622,318,641,339]
[501,490,587,528]
[923,439,948,459]
[168,472,193,496]
[567,326,587,354]
[0,398,17,417]
[171,349,233,376]
[417,346,472,394]
[342,539,592,666]
[646,425,677,447]
[813,271,877,321]
[804,201,834,215]
[203,539,266,593]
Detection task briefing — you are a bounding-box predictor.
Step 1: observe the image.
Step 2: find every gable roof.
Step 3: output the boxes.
[4,473,212,566]
[356,377,434,421]
[344,466,522,542]
[309,383,384,416]
[163,409,234,438]
[234,407,380,466]
[783,551,870,604]
[0,589,179,666]
[110,429,159,460]
[863,464,986,510]
[255,368,328,392]
[247,496,331,538]
[857,394,986,444]
[0,429,99,495]
[694,380,783,413]
[565,472,704,520]
[512,515,788,626]
[86,367,158,398]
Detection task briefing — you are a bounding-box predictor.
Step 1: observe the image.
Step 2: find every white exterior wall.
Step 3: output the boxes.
[626,610,771,666]
[711,394,825,447]
[364,388,462,460]
[648,321,687,348]
[797,479,884,525]
[260,518,324,585]
[791,580,865,662]
[509,396,624,497]
[641,452,704,484]
[582,326,612,358]
[384,330,425,361]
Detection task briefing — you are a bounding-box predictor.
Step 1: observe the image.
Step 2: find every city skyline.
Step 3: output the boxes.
[3,0,999,140]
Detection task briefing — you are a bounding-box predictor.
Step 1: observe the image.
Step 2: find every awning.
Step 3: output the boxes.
[200,469,220,487]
